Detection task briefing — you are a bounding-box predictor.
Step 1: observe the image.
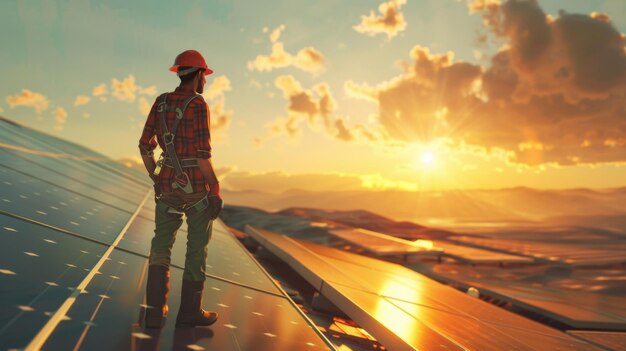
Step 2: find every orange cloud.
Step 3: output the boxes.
[334,117,354,142]
[203,75,231,100]
[138,85,157,96]
[248,25,325,74]
[210,99,232,132]
[353,0,407,40]
[138,96,151,115]
[111,75,137,102]
[110,75,156,103]
[74,95,91,107]
[92,83,108,97]
[202,75,233,134]
[344,80,379,103]
[267,75,377,143]
[359,1,626,166]
[6,89,50,113]
[53,107,68,131]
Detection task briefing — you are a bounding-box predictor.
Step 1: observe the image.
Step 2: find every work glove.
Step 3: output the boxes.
[207,194,223,220]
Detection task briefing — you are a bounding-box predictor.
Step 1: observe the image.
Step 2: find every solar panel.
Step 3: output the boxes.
[0,150,142,213]
[451,235,626,266]
[0,214,107,349]
[0,167,133,244]
[245,225,604,351]
[329,228,442,257]
[40,248,331,351]
[0,118,335,351]
[567,331,626,351]
[329,227,533,264]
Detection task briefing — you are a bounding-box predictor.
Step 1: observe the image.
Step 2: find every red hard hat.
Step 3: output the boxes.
[169,50,213,75]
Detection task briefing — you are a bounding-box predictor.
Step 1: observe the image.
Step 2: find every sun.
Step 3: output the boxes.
[421,152,435,165]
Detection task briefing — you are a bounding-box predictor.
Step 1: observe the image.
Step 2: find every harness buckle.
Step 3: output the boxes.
[172,172,194,194]
[157,102,167,112]
[163,132,175,145]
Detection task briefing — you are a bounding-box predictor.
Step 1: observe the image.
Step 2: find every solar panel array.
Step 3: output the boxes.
[329,228,534,264]
[451,234,626,266]
[246,225,607,351]
[424,265,626,331]
[0,119,334,351]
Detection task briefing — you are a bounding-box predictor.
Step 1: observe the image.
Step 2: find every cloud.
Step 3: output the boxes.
[202,75,234,134]
[344,80,379,103]
[53,107,68,131]
[203,75,232,100]
[372,45,483,142]
[274,75,333,129]
[74,95,91,107]
[353,0,407,40]
[111,75,137,102]
[138,96,151,115]
[94,75,157,104]
[6,89,50,113]
[359,1,626,166]
[92,83,108,97]
[334,117,355,141]
[138,86,157,96]
[262,75,376,143]
[270,24,285,43]
[220,170,417,193]
[248,25,325,74]
[210,98,232,132]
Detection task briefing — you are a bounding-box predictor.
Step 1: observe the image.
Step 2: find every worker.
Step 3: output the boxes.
[138,49,223,329]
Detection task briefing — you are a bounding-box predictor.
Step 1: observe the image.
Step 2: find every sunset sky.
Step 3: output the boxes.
[2,0,626,192]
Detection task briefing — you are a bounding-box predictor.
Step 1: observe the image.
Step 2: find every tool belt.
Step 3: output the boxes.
[161,194,210,216]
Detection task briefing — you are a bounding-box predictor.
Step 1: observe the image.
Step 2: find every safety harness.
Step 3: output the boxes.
[153,93,210,215]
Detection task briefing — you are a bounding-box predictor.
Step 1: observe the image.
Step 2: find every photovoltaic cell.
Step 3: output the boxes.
[0,144,147,202]
[0,214,107,350]
[1,119,334,351]
[0,150,142,213]
[0,167,132,244]
[246,226,604,351]
[567,331,626,351]
[0,121,103,159]
[0,123,148,198]
[42,248,333,351]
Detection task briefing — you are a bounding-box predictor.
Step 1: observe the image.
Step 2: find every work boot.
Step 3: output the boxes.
[175,279,218,328]
[144,265,170,329]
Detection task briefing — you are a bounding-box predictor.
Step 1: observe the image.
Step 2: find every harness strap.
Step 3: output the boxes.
[157,93,201,193]
[163,157,199,168]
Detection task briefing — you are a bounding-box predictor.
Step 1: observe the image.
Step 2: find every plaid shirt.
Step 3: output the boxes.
[139,86,211,193]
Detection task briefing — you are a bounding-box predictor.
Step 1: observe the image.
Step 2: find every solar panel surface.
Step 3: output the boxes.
[246,225,605,351]
[0,118,334,351]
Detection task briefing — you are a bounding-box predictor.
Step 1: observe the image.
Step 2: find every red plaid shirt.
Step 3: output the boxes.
[139,86,211,193]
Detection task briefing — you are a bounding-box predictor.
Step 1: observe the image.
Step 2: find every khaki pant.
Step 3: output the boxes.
[148,190,213,282]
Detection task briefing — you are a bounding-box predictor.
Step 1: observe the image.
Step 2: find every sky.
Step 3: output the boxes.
[1,0,626,192]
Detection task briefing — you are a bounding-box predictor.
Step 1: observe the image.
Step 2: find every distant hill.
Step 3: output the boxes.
[223,187,626,225]
[278,207,452,240]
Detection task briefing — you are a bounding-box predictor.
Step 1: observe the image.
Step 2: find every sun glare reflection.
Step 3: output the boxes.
[413,239,434,249]
[373,277,424,343]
